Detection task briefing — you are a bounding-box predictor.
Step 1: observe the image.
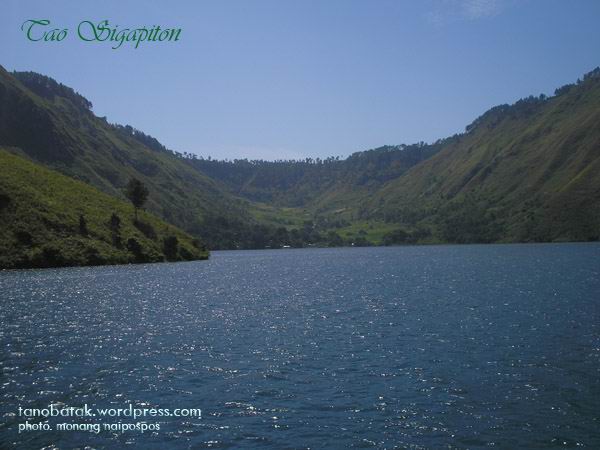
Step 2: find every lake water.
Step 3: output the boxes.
[1,244,599,449]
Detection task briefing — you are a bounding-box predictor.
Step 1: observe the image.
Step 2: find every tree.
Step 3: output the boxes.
[126,237,143,260]
[125,178,149,221]
[109,212,121,232]
[79,214,88,236]
[109,212,122,248]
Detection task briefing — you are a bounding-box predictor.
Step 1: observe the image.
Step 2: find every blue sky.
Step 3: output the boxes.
[2,0,599,160]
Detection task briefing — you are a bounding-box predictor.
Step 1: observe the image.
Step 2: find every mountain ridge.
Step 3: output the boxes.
[1,64,599,253]
[0,66,258,248]
[363,68,600,243]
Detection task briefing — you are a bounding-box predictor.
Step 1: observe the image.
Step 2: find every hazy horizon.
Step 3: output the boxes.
[2,0,600,160]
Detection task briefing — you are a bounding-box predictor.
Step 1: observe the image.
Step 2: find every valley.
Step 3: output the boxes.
[1,65,599,267]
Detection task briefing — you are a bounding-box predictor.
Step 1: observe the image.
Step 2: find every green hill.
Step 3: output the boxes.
[0,149,208,269]
[186,68,600,245]
[363,68,600,244]
[0,67,254,249]
[188,142,442,211]
[1,64,599,251]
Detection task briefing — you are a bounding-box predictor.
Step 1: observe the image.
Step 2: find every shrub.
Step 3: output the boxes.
[30,245,67,267]
[127,237,143,257]
[14,230,33,245]
[0,193,10,210]
[85,246,105,265]
[133,219,157,239]
[163,235,179,260]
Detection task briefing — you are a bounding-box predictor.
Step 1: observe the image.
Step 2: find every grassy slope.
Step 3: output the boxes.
[2,65,599,249]
[0,149,208,269]
[240,71,600,245]
[366,74,600,243]
[190,71,600,245]
[0,67,251,247]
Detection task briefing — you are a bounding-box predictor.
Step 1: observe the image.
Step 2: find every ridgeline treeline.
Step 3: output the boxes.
[0,65,599,267]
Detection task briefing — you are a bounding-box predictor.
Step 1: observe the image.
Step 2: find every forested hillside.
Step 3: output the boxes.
[186,67,600,245]
[1,65,598,255]
[188,142,443,209]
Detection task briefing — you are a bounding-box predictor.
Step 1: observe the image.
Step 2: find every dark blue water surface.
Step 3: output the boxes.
[1,244,599,449]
